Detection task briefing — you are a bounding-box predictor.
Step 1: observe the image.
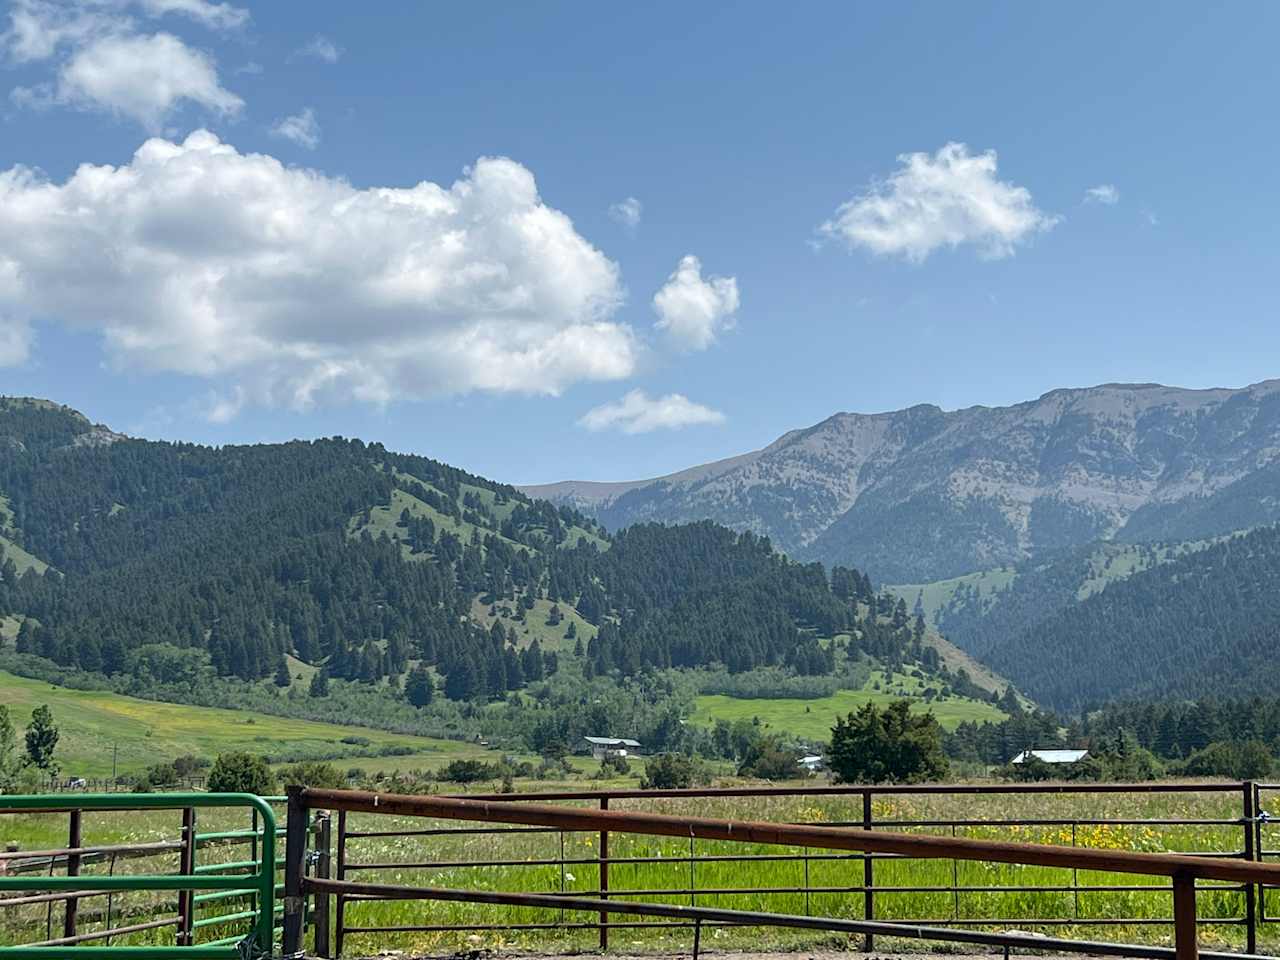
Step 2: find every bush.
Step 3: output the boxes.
[173,754,209,777]
[281,761,348,789]
[1178,740,1274,780]
[640,753,705,789]
[207,752,277,795]
[737,737,801,780]
[438,759,499,783]
[598,754,631,777]
[143,762,180,789]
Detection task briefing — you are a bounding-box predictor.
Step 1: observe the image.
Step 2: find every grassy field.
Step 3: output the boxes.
[0,670,498,778]
[5,783,1274,953]
[691,669,1007,739]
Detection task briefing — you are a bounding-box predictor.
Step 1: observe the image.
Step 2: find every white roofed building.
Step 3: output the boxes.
[1010,749,1089,765]
[585,736,641,760]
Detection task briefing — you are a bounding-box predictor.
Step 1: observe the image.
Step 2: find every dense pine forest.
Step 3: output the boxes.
[0,398,947,719]
[977,524,1280,710]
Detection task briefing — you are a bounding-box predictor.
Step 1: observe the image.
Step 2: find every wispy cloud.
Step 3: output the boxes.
[818,142,1058,262]
[608,196,642,231]
[578,389,726,434]
[292,34,341,63]
[271,106,319,149]
[1084,184,1120,205]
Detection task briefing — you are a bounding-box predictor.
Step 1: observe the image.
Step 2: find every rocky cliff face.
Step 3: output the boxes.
[524,380,1280,582]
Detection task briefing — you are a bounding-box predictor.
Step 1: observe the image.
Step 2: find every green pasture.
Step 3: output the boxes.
[691,670,1007,739]
[0,669,490,778]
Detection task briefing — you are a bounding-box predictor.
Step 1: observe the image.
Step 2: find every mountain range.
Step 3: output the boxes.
[526,380,1280,584]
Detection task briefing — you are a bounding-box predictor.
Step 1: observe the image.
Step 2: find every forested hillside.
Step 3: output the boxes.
[978,523,1280,709]
[0,398,963,712]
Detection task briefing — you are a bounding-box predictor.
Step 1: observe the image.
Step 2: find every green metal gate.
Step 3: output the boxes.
[0,793,278,960]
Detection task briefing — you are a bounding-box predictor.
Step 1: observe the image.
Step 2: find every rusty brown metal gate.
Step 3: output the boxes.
[283,782,1280,960]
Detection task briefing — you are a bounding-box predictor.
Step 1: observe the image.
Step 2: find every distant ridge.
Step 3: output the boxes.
[525,379,1280,582]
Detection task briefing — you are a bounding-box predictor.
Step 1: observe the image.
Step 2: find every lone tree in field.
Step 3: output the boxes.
[207,752,276,795]
[404,664,434,708]
[829,700,949,784]
[24,704,59,776]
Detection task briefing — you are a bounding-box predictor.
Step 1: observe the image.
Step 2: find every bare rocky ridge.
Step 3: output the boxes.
[524,380,1280,583]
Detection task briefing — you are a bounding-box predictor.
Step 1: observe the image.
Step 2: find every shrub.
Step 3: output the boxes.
[438,759,499,783]
[640,753,705,789]
[207,752,277,795]
[281,761,348,789]
[173,754,209,777]
[598,754,631,777]
[1178,740,1274,780]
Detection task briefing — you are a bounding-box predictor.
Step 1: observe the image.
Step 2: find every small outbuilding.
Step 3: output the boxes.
[584,736,641,760]
[1010,749,1089,765]
[799,755,825,773]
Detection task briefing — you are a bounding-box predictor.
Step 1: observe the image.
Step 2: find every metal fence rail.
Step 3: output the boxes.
[288,781,1280,960]
[0,794,278,960]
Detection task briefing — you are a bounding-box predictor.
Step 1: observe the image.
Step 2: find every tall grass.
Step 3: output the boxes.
[5,786,1278,955]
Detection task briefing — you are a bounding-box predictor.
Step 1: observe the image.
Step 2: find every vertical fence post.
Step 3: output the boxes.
[313,812,332,958]
[250,806,260,922]
[1244,781,1258,954]
[63,809,81,941]
[862,789,874,952]
[1173,873,1198,960]
[177,806,196,945]
[334,809,347,959]
[598,795,609,950]
[283,786,309,958]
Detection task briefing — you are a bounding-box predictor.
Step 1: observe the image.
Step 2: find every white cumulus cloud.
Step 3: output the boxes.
[1085,184,1120,205]
[608,196,642,230]
[50,31,240,129]
[0,131,635,414]
[3,0,244,129]
[819,142,1058,262]
[271,107,320,149]
[578,390,725,434]
[293,34,341,63]
[652,255,739,351]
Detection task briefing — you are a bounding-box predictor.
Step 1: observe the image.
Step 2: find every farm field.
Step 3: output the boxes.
[6,783,1276,954]
[0,670,497,778]
[691,670,1007,739]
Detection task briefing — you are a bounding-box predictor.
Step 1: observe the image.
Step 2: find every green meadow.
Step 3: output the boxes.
[0,670,493,779]
[692,669,1007,739]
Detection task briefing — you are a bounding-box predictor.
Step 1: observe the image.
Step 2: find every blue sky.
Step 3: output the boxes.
[1,2,1277,484]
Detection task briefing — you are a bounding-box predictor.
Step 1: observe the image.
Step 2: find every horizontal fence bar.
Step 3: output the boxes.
[20,916,179,947]
[309,878,1269,960]
[0,873,265,892]
[303,788,1280,886]
[343,825,558,838]
[340,882,1243,898]
[0,949,238,960]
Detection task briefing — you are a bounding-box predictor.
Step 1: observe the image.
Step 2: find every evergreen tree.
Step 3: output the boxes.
[830,700,948,784]
[24,705,59,775]
[404,664,434,708]
[308,666,330,698]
